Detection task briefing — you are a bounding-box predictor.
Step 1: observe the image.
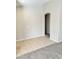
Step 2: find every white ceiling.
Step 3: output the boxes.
[17,0,51,6]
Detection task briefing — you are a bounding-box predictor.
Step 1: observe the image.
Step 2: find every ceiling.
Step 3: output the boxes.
[17,0,51,7]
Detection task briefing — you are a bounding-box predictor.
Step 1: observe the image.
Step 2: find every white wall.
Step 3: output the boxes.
[42,0,62,42]
[16,0,62,42]
[16,6,44,40]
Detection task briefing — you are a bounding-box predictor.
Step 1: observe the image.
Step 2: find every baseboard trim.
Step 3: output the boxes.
[51,39,61,42]
[16,34,45,41]
[50,36,62,42]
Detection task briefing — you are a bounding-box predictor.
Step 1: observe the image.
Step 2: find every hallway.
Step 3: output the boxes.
[16,36,55,57]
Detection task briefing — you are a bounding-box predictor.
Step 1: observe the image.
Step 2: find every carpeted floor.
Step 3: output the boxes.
[16,42,62,59]
[16,36,55,57]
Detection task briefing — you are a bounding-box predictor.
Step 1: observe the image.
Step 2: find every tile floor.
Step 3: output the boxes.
[16,36,55,57]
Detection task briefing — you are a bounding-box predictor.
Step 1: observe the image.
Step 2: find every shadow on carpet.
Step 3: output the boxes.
[17,42,62,59]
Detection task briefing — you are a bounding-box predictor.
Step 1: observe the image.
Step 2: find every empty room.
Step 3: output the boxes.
[16,0,62,59]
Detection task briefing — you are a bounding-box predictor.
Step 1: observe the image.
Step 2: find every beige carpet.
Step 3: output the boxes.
[16,36,55,57]
[16,42,62,59]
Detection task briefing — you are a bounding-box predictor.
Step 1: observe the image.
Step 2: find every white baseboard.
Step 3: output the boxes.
[16,34,45,41]
[51,39,62,42]
[50,36,62,42]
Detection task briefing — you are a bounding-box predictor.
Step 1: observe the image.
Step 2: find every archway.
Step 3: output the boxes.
[45,13,50,37]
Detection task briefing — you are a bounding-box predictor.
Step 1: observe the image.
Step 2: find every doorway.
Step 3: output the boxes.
[45,13,50,37]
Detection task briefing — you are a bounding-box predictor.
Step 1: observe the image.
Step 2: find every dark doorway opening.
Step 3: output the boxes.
[45,13,50,37]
